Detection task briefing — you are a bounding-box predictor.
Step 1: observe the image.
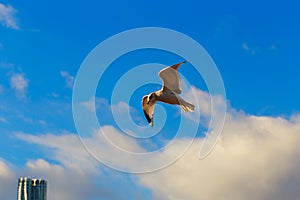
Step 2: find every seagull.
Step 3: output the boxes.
[142,61,195,126]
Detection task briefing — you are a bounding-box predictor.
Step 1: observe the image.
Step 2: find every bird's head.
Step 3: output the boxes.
[147,92,156,104]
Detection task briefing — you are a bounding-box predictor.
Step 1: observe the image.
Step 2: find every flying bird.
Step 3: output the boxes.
[142,61,195,126]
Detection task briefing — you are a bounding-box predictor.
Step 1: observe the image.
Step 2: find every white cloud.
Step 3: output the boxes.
[15,132,99,175]
[0,3,19,29]
[137,105,300,200]
[78,88,300,199]
[0,157,143,200]
[291,114,300,123]
[10,87,300,199]
[182,86,216,125]
[12,128,152,199]
[81,97,97,112]
[15,126,146,173]
[15,108,300,199]
[60,71,74,89]
[10,73,28,98]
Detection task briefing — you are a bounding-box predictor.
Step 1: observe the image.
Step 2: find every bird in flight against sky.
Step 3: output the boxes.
[142,61,195,126]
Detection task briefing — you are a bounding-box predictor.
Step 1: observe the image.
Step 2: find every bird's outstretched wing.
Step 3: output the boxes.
[158,61,187,94]
[142,96,155,126]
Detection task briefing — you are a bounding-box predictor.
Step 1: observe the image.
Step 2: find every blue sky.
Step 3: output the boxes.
[1,0,300,199]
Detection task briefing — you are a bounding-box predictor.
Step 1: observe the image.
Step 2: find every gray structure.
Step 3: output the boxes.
[17,177,47,200]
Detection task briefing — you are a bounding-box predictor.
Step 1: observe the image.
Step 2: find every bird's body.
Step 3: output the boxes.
[142,61,195,126]
[155,90,180,104]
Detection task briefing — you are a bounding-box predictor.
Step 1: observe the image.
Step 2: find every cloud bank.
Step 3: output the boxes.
[1,88,300,199]
[138,112,300,200]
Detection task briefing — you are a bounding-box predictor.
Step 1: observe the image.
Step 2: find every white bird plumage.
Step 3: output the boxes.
[142,61,195,126]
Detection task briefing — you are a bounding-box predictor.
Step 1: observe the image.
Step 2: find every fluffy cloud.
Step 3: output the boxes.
[10,73,28,98]
[14,129,152,199]
[0,3,19,29]
[10,87,300,199]
[15,132,99,175]
[137,109,300,200]
[0,157,145,200]
[15,126,147,172]
[60,71,74,89]
[76,87,300,199]
[15,111,300,199]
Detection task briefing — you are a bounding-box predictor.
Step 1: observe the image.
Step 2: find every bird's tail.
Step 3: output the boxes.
[180,100,195,112]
